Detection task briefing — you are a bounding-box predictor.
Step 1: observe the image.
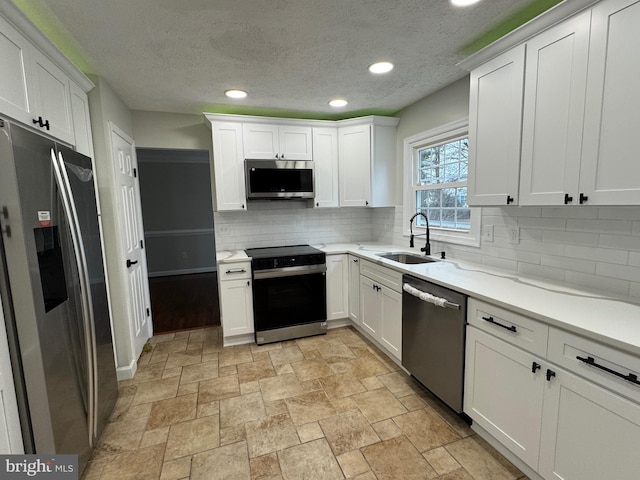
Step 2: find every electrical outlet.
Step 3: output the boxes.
[481,225,494,242]
[218,224,230,235]
[508,226,520,244]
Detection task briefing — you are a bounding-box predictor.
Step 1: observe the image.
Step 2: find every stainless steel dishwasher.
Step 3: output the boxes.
[402,274,467,414]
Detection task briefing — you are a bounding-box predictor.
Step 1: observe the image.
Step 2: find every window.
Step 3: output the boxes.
[403,119,480,247]
[415,137,469,230]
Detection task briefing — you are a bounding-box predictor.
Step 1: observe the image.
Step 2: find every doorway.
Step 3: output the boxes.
[136,148,220,333]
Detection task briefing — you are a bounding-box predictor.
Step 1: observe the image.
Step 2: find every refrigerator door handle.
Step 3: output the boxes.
[50,148,96,447]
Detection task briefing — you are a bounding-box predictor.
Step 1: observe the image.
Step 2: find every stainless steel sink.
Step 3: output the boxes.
[377,252,438,264]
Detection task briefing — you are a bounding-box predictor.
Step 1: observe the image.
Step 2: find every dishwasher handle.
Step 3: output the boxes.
[403,283,460,310]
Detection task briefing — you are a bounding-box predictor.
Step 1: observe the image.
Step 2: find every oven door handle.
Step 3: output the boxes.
[253,264,326,280]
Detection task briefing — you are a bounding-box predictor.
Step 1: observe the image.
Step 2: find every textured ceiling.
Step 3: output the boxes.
[16,0,559,119]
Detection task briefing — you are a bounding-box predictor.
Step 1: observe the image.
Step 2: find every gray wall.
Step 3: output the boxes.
[132,110,212,151]
[137,149,216,276]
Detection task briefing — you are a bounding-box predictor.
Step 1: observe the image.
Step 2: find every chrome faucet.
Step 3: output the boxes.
[409,212,431,255]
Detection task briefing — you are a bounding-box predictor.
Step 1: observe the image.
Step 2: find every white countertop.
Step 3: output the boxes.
[216,250,250,264]
[218,243,640,356]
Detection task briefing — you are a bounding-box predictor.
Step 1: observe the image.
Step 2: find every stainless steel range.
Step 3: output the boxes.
[245,245,327,345]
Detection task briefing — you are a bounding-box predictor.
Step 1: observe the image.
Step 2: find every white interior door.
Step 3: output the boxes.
[109,124,152,362]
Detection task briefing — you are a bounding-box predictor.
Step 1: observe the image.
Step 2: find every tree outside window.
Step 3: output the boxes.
[414,137,470,231]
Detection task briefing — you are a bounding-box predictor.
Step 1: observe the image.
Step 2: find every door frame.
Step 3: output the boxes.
[108,122,153,380]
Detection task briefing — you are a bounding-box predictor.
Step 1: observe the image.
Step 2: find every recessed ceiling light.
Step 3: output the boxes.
[329,99,348,108]
[451,0,481,6]
[368,61,394,74]
[225,89,247,99]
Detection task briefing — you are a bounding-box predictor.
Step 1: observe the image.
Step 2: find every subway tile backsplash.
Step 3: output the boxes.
[375,205,640,299]
[213,202,375,251]
[214,202,640,300]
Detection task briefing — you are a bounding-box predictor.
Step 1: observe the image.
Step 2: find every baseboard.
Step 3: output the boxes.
[349,321,402,368]
[116,358,138,381]
[223,332,255,347]
[327,318,351,329]
[470,423,544,480]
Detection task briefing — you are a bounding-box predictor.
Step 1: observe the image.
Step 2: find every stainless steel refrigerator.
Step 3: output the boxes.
[0,118,118,474]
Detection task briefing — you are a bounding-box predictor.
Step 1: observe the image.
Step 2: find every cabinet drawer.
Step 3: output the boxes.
[219,262,251,281]
[468,298,548,357]
[548,327,640,403]
[359,259,402,292]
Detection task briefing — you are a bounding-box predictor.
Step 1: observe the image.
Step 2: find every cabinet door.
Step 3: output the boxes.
[348,256,360,324]
[539,366,640,480]
[468,45,524,206]
[464,327,545,469]
[519,12,591,206]
[242,123,279,159]
[360,275,380,337]
[370,125,397,207]
[70,81,94,157]
[0,15,34,124]
[29,47,74,144]
[219,278,254,337]
[326,254,349,320]
[312,127,339,208]
[580,0,640,205]
[379,285,401,361]
[279,125,312,160]
[212,122,247,211]
[339,124,371,207]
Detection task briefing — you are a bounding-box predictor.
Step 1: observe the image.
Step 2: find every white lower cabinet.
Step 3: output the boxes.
[465,326,545,467]
[348,255,360,324]
[465,298,640,479]
[360,275,381,337]
[378,286,401,360]
[326,254,349,320]
[358,260,402,361]
[538,366,640,480]
[218,262,254,343]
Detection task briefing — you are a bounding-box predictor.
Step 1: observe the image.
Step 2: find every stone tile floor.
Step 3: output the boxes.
[82,326,528,480]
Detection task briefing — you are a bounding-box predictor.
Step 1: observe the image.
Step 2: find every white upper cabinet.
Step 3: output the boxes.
[466,0,640,207]
[519,12,591,206]
[467,45,524,206]
[0,14,34,124]
[312,127,339,208]
[70,81,94,158]
[579,0,640,205]
[206,113,397,211]
[338,117,398,207]
[243,123,312,160]
[338,123,372,207]
[29,47,74,145]
[211,121,246,212]
[1,6,95,149]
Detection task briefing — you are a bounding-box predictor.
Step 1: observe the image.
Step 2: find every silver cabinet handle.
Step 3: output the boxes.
[225,268,247,274]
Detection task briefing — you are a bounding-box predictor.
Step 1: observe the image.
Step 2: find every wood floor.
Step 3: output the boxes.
[149,272,220,334]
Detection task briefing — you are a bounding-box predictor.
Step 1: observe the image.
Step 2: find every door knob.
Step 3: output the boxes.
[126,259,139,268]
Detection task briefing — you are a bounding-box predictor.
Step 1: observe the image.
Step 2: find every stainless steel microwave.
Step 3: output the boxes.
[245,159,315,200]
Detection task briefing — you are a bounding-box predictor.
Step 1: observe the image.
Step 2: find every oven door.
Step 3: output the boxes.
[252,266,326,332]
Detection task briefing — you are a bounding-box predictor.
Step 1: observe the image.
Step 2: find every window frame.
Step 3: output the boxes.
[402,119,480,248]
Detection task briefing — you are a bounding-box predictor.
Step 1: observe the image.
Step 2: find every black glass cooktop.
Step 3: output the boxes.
[245,244,325,270]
